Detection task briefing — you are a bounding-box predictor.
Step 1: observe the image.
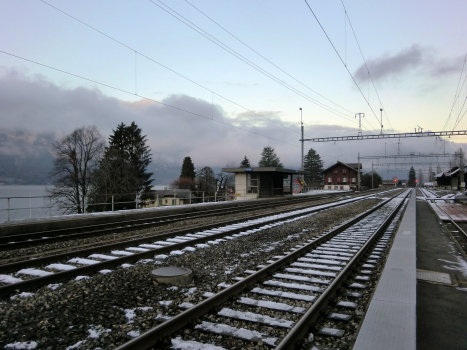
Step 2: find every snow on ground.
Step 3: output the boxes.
[10,292,35,300]
[4,341,38,349]
[0,274,23,284]
[123,307,153,323]
[16,268,53,277]
[87,325,111,339]
[171,337,226,350]
[439,257,467,279]
[45,263,77,271]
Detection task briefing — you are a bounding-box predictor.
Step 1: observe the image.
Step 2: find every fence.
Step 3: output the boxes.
[0,190,233,223]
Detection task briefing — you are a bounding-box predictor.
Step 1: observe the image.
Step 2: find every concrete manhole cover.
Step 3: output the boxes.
[151,266,193,286]
[416,269,457,286]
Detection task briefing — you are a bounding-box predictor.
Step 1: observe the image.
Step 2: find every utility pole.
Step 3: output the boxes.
[372,162,374,189]
[355,113,364,139]
[380,108,383,135]
[357,152,361,191]
[460,147,465,191]
[300,108,304,171]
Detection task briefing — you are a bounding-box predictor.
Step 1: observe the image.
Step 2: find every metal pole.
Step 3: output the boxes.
[300,108,304,171]
[202,192,204,203]
[135,192,138,209]
[380,108,383,134]
[215,192,217,202]
[29,192,31,219]
[49,197,52,217]
[357,152,361,191]
[460,148,464,191]
[7,197,10,222]
[372,162,374,189]
[112,195,114,211]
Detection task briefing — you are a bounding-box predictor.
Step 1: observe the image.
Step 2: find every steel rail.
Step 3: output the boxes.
[113,191,405,350]
[0,193,371,269]
[275,189,411,349]
[0,193,346,249]
[0,192,385,298]
[426,193,467,241]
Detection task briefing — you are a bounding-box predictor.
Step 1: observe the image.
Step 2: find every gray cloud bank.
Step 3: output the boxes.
[354,44,465,83]
[1,67,465,184]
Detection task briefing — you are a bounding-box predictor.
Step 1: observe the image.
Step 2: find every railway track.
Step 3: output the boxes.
[0,191,393,298]
[111,189,411,350]
[0,191,376,252]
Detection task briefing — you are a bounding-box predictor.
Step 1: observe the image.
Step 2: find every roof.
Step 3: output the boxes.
[153,189,193,199]
[322,161,362,173]
[221,167,306,175]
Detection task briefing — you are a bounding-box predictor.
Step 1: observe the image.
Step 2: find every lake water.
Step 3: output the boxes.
[0,185,62,223]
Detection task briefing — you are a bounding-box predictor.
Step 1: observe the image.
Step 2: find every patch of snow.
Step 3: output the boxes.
[111,250,134,256]
[155,254,169,259]
[16,268,53,277]
[251,287,316,302]
[0,274,23,284]
[170,250,185,256]
[183,246,196,252]
[439,257,467,279]
[137,259,154,264]
[167,286,178,291]
[159,300,173,306]
[237,297,305,313]
[171,337,226,350]
[45,263,77,271]
[123,307,154,323]
[5,341,38,349]
[184,287,197,295]
[87,325,111,339]
[67,258,99,265]
[179,302,195,309]
[99,269,113,274]
[127,330,140,337]
[65,340,86,350]
[75,276,89,281]
[195,243,210,248]
[10,292,35,300]
[47,283,62,290]
[218,308,294,328]
[120,264,133,268]
[126,247,149,252]
[88,254,118,260]
[139,244,164,249]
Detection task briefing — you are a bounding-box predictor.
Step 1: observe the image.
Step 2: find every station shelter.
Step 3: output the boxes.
[221,167,306,200]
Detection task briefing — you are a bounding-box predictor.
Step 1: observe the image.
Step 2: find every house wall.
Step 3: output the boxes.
[235,173,258,200]
[323,165,358,190]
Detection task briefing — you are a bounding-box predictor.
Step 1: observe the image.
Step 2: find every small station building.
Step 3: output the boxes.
[221,167,306,200]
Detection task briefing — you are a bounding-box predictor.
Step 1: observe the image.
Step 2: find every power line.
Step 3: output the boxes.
[303,0,381,127]
[339,0,397,134]
[149,0,358,124]
[0,50,300,148]
[443,53,467,131]
[184,0,355,117]
[38,0,298,134]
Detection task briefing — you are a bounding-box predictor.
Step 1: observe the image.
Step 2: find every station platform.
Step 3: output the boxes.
[353,190,416,350]
[429,201,467,222]
[354,189,467,349]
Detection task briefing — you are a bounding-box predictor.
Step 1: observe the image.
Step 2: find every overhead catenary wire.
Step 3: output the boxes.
[149,0,358,124]
[38,0,298,134]
[442,53,467,131]
[0,50,300,148]
[303,0,397,152]
[184,0,356,117]
[339,0,397,134]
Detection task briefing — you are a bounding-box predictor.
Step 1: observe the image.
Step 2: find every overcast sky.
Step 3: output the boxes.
[1,0,467,176]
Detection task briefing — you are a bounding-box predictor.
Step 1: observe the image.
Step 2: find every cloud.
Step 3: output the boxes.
[1,67,466,180]
[354,45,464,83]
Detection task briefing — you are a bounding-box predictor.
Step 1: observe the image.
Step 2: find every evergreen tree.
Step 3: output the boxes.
[303,148,323,185]
[258,146,283,168]
[180,157,196,180]
[360,171,382,189]
[408,166,416,187]
[88,122,154,211]
[240,156,250,168]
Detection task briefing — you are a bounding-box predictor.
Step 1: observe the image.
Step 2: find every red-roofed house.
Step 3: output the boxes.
[322,161,361,190]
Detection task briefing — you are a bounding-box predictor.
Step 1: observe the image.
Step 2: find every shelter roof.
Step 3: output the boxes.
[221,167,305,175]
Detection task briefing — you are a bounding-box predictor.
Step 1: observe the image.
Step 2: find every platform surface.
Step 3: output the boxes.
[353,189,416,350]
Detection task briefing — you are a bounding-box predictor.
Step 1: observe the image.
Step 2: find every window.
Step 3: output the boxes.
[352,178,356,183]
[337,177,341,182]
[334,169,338,174]
[172,199,176,205]
[247,173,258,193]
[343,177,347,183]
[342,169,347,174]
[328,177,332,183]
[165,199,168,204]
[159,199,163,205]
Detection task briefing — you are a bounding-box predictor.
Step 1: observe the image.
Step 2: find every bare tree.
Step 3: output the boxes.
[48,126,105,214]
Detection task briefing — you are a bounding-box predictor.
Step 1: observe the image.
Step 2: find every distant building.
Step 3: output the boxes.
[221,167,305,200]
[322,161,361,190]
[146,189,194,207]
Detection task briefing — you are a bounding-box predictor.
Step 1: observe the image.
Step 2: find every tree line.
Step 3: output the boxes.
[47,123,330,214]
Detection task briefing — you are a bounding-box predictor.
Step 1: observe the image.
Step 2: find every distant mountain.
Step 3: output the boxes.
[0,130,55,185]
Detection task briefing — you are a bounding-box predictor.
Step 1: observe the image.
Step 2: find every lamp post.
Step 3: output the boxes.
[300,108,304,171]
